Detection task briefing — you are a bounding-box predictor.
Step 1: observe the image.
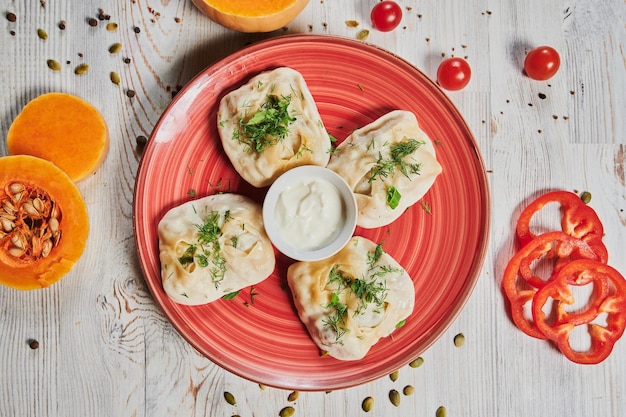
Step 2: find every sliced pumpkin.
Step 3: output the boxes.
[0,155,89,290]
[191,0,309,32]
[7,92,109,183]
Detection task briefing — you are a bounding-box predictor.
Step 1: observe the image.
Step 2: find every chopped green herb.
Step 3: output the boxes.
[187,188,197,198]
[323,244,394,343]
[396,319,406,329]
[178,210,231,287]
[386,185,401,209]
[222,291,240,300]
[233,94,295,153]
[368,138,425,183]
[421,200,432,214]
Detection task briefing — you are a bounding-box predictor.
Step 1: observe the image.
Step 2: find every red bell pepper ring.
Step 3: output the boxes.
[502,231,600,339]
[516,191,608,264]
[532,259,626,364]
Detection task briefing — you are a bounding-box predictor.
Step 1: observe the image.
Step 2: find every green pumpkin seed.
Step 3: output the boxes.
[356,29,369,41]
[259,384,267,390]
[346,20,360,28]
[389,389,401,407]
[223,391,236,406]
[454,333,465,347]
[403,385,415,396]
[436,406,447,417]
[109,42,122,54]
[279,406,295,417]
[46,59,61,71]
[389,370,399,382]
[361,397,374,413]
[37,28,48,40]
[106,22,118,31]
[74,64,89,75]
[110,71,121,85]
[409,357,424,368]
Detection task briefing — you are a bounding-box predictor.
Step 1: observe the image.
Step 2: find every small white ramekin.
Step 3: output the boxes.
[262,165,357,262]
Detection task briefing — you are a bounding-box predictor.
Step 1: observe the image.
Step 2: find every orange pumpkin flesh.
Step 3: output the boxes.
[191,0,309,32]
[0,155,89,290]
[7,92,109,183]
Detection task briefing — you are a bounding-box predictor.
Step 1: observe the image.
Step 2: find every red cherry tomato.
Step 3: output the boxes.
[436,57,472,91]
[524,46,560,80]
[371,1,402,32]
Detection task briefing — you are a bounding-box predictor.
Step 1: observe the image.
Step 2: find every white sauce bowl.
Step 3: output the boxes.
[263,165,357,262]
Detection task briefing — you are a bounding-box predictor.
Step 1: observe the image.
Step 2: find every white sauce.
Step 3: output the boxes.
[275,176,345,250]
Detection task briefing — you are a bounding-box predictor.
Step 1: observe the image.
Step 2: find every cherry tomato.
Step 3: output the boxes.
[524,46,560,80]
[371,1,402,32]
[436,57,472,91]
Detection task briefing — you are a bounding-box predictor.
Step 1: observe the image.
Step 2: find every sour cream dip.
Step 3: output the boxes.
[274,176,345,250]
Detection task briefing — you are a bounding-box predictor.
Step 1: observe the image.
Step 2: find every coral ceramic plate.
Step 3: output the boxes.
[133,35,490,391]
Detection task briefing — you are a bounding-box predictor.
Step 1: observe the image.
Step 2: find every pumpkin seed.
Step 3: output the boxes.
[409,357,424,368]
[74,64,89,75]
[436,406,447,417]
[109,42,122,54]
[106,22,118,31]
[389,389,400,407]
[346,20,360,28]
[356,29,370,41]
[37,28,48,40]
[223,391,236,406]
[580,191,592,204]
[403,385,415,396]
[454,333,465,347]
[361,397,374,413]
[279,406,295,417]
[389,370,399,382]
[47,59,61,71]
[1,218,15,232]
[110,71,121,85]
[287,391,299,402]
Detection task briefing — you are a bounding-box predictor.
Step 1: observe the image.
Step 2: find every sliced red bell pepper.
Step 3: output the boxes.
[531,259,626,364]
[516,191,608,264]
[502,231,600,339]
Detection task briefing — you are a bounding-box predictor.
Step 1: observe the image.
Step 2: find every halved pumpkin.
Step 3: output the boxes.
[191,0,309,32]
[0,155,89,290]
[7,92,109,183]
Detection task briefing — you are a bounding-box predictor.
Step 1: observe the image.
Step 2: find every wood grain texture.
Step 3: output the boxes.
[0,0,624,416]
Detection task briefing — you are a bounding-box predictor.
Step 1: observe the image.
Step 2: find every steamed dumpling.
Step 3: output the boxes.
[218,67,332,188]
[287,236,414,360]
[327,110,442,228]
[158,193,275,305]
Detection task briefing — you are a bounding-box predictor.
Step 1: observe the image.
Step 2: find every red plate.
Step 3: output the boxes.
[133,34,490,391]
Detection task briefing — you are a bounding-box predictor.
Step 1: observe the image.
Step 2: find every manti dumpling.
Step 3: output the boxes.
[158,193,275,305]
[287,236,415,360]
[327,110,442,228]
[217,67,332,188]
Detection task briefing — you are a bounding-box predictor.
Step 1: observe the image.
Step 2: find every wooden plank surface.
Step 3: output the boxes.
[1,1,624,416]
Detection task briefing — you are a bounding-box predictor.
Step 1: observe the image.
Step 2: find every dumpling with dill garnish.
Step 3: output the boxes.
[327,110,442,228]
[217,67,332,188]
[287,236,415,361]
[157,193,275,306]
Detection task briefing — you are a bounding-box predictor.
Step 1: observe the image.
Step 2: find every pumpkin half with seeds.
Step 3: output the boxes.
[0,155,89,290]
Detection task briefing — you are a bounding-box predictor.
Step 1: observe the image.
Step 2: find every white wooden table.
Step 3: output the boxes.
[1,1,624,416]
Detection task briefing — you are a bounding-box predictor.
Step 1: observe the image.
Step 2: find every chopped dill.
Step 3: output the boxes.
[233,94,296,153]
[368,138,425,183]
